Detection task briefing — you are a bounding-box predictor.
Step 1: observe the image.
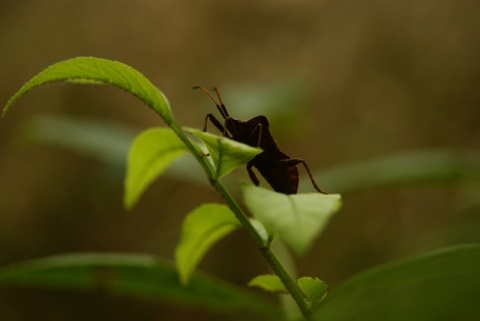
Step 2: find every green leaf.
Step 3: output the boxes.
[0,253,278,317]
[316,149,480,193]
[314,244,480,320]
[297,277,327,307]
[124,128,189,210]
[23,114,138,165]
[243,185,341,255]
[3,57,174,124]
[184,127,262,179]
[248,274,288,293]
[22,115,210,188]
[175,204,240,285]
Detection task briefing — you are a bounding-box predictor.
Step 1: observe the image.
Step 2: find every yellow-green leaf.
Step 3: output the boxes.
[185,127,262,179]
[124,128,188,210]
[248,274,288,293]
[3,57,173,124]
[297,276,328,307]
[175,204,240,285]
[243,185,341,255]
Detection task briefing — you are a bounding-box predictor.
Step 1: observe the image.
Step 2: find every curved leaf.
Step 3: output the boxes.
[248,274,288,293]
[3,57,173,124]
[185,127,262,179]
[243,185,341,255]
[314,244,480,320]
[0,253,278,316]
[125,128,189,210]
[175,204,240,285]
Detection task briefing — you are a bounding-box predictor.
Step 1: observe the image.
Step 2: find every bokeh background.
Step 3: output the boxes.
[1,0,479,320]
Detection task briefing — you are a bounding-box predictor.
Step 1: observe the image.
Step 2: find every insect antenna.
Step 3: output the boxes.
[193,85,228,119]
[213,87,230,118]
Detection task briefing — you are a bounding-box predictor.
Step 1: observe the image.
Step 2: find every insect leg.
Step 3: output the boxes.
[247,161,260,186]
[204,114,231,138]
[254,124,263,147]
[273,158,327,194]
[246,123,263,147]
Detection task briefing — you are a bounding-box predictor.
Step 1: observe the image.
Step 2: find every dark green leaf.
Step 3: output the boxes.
[23,114,137,165]
[0,253,278,316]
[316,150,480,193]
[314,244,480,320]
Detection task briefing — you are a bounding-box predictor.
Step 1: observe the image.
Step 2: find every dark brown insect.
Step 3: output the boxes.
[194,86,326,195]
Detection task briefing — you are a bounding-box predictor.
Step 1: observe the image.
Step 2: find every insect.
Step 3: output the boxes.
[194,86,326,195]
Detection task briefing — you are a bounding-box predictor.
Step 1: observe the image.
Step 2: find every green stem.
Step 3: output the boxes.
[263,247,313,321]
[213,182,313,321]
[169,122,312,320]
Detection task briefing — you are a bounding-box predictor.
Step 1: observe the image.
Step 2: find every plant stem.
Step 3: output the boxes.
[262,246,313,321]
[213,181,313,321]
[169,123,312,320]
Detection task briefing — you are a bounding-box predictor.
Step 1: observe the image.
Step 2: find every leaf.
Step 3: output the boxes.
[316,149,480,193]
[23,114,138,165]
[3,57,174,124]
[297,277,327,307]
[314,244,480,320]
[248,274,288,293]
[22,115,210,188]
[242,185,341,255]
[185,127,262,179]
[175,204,240,285]
[124,128,189,210]
[0,253,278,317]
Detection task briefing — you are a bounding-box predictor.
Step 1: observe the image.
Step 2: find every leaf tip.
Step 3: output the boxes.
[3,95,18,117]
[122,194,136,212]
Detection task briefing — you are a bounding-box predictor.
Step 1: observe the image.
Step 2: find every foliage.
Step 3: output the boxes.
[175,203,240,285]
[124,127,188,210]
[2,57,479,320]
[0,253,277,316]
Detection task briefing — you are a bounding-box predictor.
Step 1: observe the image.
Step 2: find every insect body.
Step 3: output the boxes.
[194,86,326,195]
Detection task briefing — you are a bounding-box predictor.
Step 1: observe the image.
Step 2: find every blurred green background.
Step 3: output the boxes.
[1,1,479,320]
